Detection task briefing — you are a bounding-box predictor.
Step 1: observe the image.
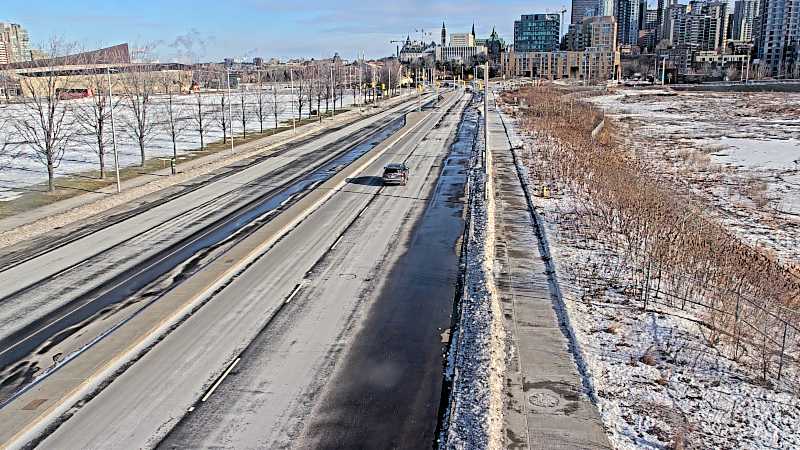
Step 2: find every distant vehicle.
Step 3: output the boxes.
[382,163,408,186]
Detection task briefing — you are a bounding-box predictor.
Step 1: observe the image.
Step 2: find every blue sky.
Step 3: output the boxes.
[3,0,570,62]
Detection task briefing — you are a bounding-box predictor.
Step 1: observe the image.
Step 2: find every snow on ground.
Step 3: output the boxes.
[589,89,800,268]
[499,104,800,450]
[0,88,364,200]
[441,100,505,450]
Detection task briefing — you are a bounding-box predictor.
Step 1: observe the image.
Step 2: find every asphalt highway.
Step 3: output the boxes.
[29,91,472,449]
[0,95,427,403]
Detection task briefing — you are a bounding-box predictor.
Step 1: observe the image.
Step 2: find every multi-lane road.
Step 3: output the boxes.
[0,89,479,449]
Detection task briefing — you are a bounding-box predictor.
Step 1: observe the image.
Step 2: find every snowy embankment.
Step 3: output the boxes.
[588,89,800,267]
[0,89,361,200]
[498,100,800,449]
[440,103,505,450]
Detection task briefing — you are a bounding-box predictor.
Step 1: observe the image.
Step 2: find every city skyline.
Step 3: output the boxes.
[3,0,573,62]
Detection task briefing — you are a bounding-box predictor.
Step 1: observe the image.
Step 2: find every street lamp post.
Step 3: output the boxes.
[331,64,335,117]
[290,68,296,133]
[745,55,751,83]
[227,68,234,153]
[106,67,120,194]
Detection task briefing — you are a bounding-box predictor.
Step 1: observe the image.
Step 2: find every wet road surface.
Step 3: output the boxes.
[296,98,479,449]
[147,93,475,449]
[24,93,464,449]
[0,102,420,404]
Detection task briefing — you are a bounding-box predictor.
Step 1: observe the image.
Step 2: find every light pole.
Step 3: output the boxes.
[331,63,335,117]
[745,55,751,83]
[106,67,120,194]
[483,61,488,163]
[226,68,234,153]
[661,56,667,86]
[289,68,296,133]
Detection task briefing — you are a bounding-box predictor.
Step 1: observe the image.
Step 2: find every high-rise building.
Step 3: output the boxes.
[0,22,31,64]
[441,22,447,47]
[514,14,561,52]
[661,1,730,52]
[614,0,641,45]
[572,0,600,24]
[639,8,659,49]
[705,2,730,51]
[731,0,758,41]
[565,16,618,50]
[0,40,8,65]
[663,3,690,44]
[754,0,800,76]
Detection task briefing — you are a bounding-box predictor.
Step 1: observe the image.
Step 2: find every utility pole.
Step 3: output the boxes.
[290,68,296,133]
[483,61,489,161]
[661,56,667,85]
[107,67,120,194]
[358,55,363,109]
[416,68,421,111]
[331,63,335,117]
[745,55,751,83]
[227,68,234,152]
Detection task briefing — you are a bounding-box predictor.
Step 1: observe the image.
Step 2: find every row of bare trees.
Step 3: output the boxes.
[504,86,800,389]
[3,39,408,193]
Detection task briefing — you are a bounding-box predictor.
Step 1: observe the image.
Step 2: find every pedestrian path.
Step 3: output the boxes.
[488,92,610,450]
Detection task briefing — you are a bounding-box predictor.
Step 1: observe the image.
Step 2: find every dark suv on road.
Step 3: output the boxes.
[382,163,409,186]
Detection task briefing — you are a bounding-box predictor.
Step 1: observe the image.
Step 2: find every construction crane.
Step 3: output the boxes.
[389,39,405,58]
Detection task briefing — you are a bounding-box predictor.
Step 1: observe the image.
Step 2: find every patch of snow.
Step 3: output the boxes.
[499,100,800,450]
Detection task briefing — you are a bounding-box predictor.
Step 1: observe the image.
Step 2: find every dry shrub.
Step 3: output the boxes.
[501,86,800,388]
[744,177,770,208]
[640,347,659,366]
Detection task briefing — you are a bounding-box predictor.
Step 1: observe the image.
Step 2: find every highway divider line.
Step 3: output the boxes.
[200,357,240,403]
[3,93,442,450]
[284,284,302,304]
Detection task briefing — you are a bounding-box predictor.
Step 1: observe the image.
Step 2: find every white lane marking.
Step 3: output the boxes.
[201,357,240,402]
[285,285,302,304]
[331,235,344,250]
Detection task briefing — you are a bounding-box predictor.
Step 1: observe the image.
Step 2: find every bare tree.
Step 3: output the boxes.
[293,67,307,120]
[304,66,315,119]
[266,82,285,130]
[0,114,12,171]
[73,67,114,178]
[190,88,211,149]
[254,71,267,133]
[122,64,159,166]
[239,91,249,138]
[212,70,231,144]
[161,73,188,161]
[12,38,77,191]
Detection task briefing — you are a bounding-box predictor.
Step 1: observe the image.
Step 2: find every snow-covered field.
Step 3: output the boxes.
[588,89,800,266]
[498,93,800,449]
[0,89,360,200]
